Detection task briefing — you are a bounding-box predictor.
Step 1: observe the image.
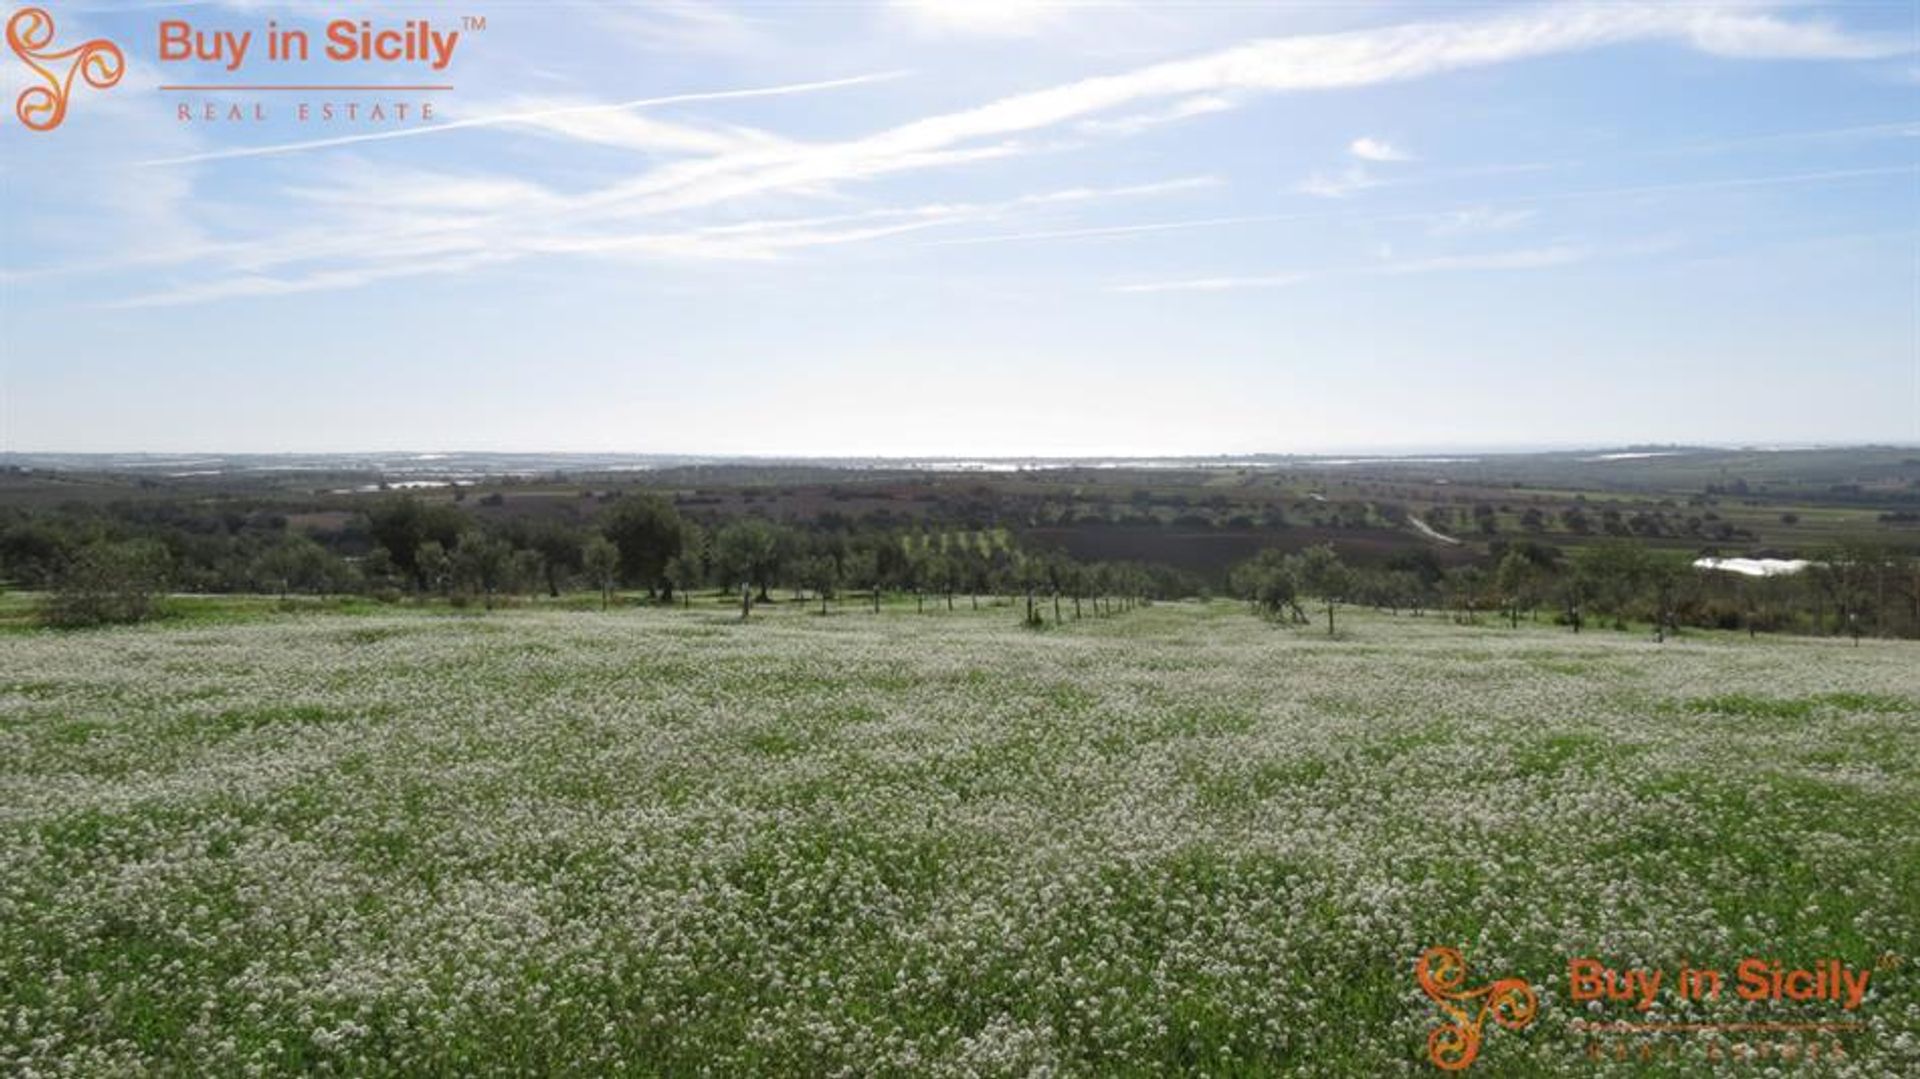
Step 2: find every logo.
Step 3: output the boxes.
[7,6,124,131]
[1416,946,1538,1070]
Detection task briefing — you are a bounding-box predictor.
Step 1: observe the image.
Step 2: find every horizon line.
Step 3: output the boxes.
[5,441,1918,462]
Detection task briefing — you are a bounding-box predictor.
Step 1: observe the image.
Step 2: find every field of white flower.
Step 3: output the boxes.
[2,601,1916,1076]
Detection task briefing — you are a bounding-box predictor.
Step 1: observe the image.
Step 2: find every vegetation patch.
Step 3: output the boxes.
[0,603,1915,1075]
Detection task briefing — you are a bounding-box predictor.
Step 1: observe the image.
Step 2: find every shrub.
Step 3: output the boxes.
[39,541,170,628]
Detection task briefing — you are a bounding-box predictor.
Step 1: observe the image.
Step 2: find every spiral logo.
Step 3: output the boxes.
[7,7,124,131]
[1416,946,1538,1070]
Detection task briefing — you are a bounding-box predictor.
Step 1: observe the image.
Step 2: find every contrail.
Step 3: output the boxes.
[139,70,910,166]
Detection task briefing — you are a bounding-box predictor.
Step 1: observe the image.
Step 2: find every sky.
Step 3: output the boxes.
[1,0,1916,456]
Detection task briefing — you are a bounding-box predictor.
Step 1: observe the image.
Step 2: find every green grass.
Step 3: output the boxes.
[0,601,1915,1075]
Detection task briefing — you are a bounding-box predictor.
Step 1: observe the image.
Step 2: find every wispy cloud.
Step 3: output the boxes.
[589,0,785,57]
[108,176,1220,306]
[1350,136,1413,162]
[1299,137,1414,196]
[1298,166,1380,199]
[944,163,1917,248]
[890,0,1068,38]
[139,72,909,166]
[1114,273,1308,294]
[1380,244,1590,275]
[1426,206,1539,236]
[72,2,1917,304]
[1113,242,1597,293]
[927,213,1317,247]
[1077,95,1236,137]
[498,2,1906,222]
[1680,10,1899,59]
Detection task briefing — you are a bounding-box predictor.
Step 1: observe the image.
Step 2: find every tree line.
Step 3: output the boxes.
[2,495,1186,627]
[1229,538,1920,641]
[8,494,1917,638]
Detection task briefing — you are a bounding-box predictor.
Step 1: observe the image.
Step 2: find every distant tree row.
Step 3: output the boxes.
[1230,538,1920,641]
[8,495,1916,638]
[6,494,1187,627]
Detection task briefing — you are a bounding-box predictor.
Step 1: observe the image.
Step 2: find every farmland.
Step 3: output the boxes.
[3,600,1916,1075]
[6,447,1918,586]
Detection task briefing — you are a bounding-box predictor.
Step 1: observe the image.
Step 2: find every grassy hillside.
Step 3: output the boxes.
[2,604,1916,1075]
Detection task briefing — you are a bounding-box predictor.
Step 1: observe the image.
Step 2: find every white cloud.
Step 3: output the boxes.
[139,72,907,166]
[927,213,1301,247]
[1379,244,1590,274]
[1426,206,1539,235]
[939,162,1916,251]
[1113,243,1597,292]
[109,176,1219,305]
[491,98,791,156]
[1078,95,1237,137]
[595,2,1901,217]
[590,0,783,56]
[1681,10,1900,59]
[1297,165,1378,198]
[84,2,1916,303]
[1350,136,1412,162]
[1114,273,1307,294]
[1296,138,1409,198]
[891,0,1066,37]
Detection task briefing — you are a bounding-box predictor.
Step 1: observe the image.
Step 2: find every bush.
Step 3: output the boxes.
[1697,599,1745,631]
[39,541,170,628]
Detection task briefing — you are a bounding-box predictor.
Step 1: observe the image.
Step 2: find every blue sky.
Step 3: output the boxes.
[1,1,1916,455]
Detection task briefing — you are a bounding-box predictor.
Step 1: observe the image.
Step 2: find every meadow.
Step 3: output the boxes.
[1,601,1916,1075]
